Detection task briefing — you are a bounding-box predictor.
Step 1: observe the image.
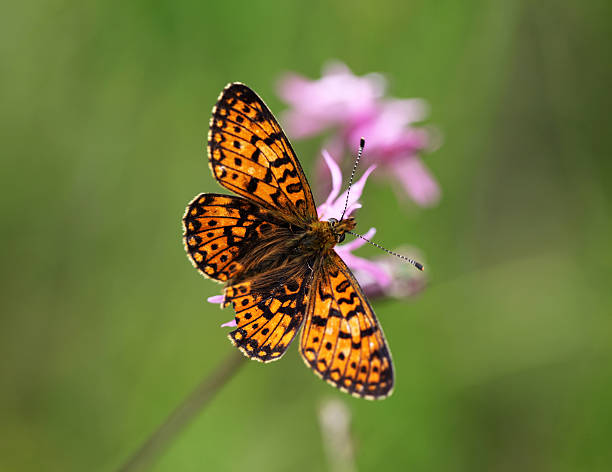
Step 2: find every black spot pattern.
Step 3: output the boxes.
[183,193,284,282]
[207,83,318,220]
[226,274,310,363]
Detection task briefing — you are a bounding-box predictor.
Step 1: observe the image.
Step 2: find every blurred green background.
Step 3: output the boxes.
[2,0,611,471]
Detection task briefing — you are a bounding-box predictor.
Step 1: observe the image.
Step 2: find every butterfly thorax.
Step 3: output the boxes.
[302,217,356,253]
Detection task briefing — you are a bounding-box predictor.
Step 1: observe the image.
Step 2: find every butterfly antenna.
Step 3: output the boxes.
[340,137,366,221]
[346,230,425,271]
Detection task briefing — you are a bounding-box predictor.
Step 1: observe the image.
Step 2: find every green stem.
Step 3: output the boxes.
[117,350,245,472]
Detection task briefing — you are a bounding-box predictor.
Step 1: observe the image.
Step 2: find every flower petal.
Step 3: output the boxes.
[392,158,441,207]
[324,165,375,220]
[277,62,384,138]
[321,150,342,209]
[207,294,225,304]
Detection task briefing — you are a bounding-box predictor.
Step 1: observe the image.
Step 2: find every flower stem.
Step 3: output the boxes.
[117,350,245,472]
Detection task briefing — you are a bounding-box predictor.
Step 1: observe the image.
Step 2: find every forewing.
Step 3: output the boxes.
[208,83,318,223]
[300,252,394,399]
[224,275,310,362]
[183,193,280,282]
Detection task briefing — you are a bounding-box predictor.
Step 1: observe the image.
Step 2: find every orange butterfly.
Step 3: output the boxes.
[183,83,394,399]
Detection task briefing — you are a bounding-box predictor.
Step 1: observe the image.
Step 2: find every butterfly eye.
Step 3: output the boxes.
[328,218,338,226]
[335,233,345,243]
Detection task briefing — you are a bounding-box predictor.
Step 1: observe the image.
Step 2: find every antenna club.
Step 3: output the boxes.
[346,230,424,272]
[340,138,366,222]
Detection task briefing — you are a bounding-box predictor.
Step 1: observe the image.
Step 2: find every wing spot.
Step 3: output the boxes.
[338,352,345,360]
[246,178,258,193]
[360,366,367,373]
[220,255,228,262]
[211,243,218,250]
[233,140,241,149]
[244,313,252,319]
[252,323,258,330]
[261,328,269,335]
[325,342,332,350]
[208,220,217,226]
[234,157,242,166]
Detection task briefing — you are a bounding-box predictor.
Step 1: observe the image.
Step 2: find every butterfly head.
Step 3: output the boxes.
[327,217,356,244]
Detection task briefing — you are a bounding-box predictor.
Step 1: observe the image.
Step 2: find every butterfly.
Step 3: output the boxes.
[183,83,394,399]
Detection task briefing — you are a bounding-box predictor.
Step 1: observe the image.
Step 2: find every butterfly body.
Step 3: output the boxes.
[183,83,394,399]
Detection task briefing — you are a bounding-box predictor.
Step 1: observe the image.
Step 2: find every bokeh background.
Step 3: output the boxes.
[2,1,611,471]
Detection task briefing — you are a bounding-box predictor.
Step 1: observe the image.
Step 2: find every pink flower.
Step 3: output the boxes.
[278,61,385,138]
[278,61,441,207]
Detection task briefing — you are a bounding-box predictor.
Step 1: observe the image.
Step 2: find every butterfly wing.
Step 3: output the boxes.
[183,193,283,282]
[208,82,318,223]
[223,275,311,362]
[300,252,394,399]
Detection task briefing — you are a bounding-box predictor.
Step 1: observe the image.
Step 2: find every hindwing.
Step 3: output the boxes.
[300,252,394,399]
